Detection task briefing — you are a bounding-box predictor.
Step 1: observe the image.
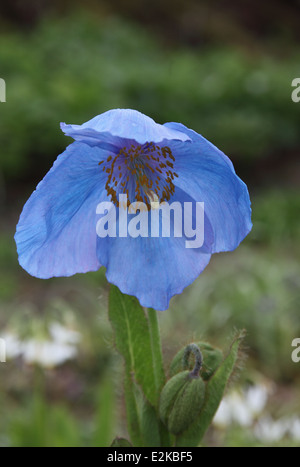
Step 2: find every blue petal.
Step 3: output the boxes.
[61,109,191,147]
[96,187,212,310]
[164,122,252,253]
[15,142,111,278]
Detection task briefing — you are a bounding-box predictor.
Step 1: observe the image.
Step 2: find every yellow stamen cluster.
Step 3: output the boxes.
[99,142,178,209]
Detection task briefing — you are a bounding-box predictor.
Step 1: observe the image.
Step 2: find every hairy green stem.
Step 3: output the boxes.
[147,308,171,447]
[147,308,165,398]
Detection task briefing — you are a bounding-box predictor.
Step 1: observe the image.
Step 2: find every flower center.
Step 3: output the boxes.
[99,142,178,209]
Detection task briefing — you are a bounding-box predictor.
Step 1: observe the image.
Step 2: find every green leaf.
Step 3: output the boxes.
[175,330,245,447]
[140,400,161,447]
[109,285,158,406]
[139,398,172,448]
[92,378,116,447]
[111,438,133,447]
[124,371,143,447]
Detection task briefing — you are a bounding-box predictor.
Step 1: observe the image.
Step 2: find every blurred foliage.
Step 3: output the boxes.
[251,190,300,246]
[2,378,116,447]
[0,12,300,183]
[166,244,300,381]
[1,0,300,51]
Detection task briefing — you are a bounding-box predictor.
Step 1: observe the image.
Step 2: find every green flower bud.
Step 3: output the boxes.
[169,341,223,381]
[159,370,206,435]
[159,370,190,427]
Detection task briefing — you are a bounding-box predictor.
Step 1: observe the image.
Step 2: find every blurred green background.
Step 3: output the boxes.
[0,0,300,447]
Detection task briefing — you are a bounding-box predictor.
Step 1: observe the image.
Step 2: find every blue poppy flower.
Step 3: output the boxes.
[15,109,252,310]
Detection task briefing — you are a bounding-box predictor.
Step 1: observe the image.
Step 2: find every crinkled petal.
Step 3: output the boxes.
[96,187,212,310]
[164,122,252,253]
[61,109,191,147]
[15,142,111,278]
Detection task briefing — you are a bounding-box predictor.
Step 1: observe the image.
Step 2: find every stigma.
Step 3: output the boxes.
[99,142,178,209]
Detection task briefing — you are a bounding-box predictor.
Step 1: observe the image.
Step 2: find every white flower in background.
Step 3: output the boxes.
[229,392,254,427]
[212,398,232,427]
[1,323,81,368]
[213,383,269,428]
[23,340,77,367]
[213,390,253,427]
[214,383,300,444]
[246,385,268,416]
[254,416,300,443]
[49,323,81,345]
[289,417,300,441]
[254,416,289,442]
[1,332,23,359]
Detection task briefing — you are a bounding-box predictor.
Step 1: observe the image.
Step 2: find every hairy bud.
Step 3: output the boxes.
[159,370,206,435]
